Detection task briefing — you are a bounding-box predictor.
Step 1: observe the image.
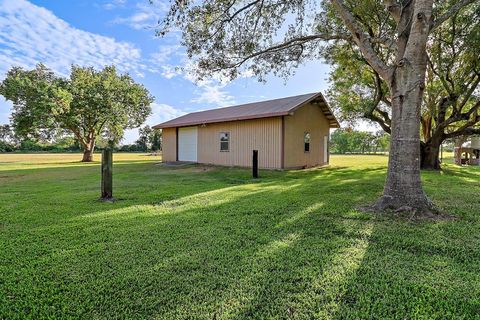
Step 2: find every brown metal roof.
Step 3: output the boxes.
[153,92,340,129]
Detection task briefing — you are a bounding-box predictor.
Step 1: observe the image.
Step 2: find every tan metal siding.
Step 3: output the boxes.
[162,128,177,162]
[197,117,282,169]
[284,102,330,168]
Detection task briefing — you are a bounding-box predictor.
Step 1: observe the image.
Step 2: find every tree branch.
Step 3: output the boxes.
[227,0,260,22]
[384,0,401,23]
[363,71,392,134]
[431,0,477,32]
[436,96,451,129]
[331,0,392,82]
[70,127,88,148]
[427,53,454,96]
[458,75,480,111]
[368,113,392,134]
[461,100,480,120]
[445,127,480,139]
[213,33,351,71]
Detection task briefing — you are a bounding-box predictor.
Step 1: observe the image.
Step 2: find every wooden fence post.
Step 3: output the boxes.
[252,150,258,178]
[101,149,113,200]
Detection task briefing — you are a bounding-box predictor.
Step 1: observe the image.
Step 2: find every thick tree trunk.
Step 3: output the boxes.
[82,149,94,162]
[373,1,436,213]
[420,139,442,170]
[374,81,433,211]
[81,141,95,162]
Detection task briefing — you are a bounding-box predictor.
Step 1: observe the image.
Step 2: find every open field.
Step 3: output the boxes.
[0,152,157,168]
[0,153,479,319]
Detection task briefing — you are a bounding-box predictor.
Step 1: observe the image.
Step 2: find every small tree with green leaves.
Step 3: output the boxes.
[330,129,352,154]
[151,129,162,151]
[136,125,153,152]
[136,125,163,152]
[0,64,154,161]
[0,124,16,152]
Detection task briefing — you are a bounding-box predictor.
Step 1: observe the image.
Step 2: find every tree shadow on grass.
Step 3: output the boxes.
[332,217,480,319]
[330,163,480,319]
[1,161,386,319]
[2,160,477,318]
[0,160,387,224]
[55,181,375,318]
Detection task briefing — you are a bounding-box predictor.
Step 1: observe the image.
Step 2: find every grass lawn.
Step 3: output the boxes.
[0,152,479,319]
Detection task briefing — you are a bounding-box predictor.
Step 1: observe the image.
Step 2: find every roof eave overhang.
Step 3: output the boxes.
[302,92,340,129]
[152,112,290,129]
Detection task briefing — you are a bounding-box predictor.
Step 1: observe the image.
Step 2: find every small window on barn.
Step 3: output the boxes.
[304,132,311,152]
[220,132,230,151]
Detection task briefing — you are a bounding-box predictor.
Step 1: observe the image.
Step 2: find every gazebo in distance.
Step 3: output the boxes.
[454,136,480,165]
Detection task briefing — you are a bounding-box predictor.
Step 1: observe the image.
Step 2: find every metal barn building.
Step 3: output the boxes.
[153,92,340,169]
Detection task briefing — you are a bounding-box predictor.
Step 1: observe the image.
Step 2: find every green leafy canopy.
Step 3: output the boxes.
[326,1,480,144]
[0,64,154,155]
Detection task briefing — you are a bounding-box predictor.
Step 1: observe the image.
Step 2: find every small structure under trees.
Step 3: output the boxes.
[454,137,480,166]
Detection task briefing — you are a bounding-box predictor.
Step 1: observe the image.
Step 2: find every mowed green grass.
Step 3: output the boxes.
[0,152,479,319]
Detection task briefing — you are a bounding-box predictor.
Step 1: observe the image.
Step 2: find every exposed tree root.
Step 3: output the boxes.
[358,195,455,221]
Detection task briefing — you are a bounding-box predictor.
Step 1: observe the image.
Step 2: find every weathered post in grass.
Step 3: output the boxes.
[252,150,258,179]
[101,149,113,200]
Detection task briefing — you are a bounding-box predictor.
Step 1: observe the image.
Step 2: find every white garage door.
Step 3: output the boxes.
[178,126,198,162]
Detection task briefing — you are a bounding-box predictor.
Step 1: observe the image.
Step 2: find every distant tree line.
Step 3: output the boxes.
[330,129,390,154]
[120,125,162,152]
[0,124,161,153]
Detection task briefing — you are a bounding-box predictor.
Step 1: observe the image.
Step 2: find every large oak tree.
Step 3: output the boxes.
[327,2,480,170]
[157,0,476,213]
[0,64,154,161]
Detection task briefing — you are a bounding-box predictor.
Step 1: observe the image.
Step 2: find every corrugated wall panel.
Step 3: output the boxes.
[162,128,177,162]
[197,117,282,169]
[284,102,330,168]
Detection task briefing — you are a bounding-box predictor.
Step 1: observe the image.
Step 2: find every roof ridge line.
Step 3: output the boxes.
[152,91,340,129]
[185,92,320,115]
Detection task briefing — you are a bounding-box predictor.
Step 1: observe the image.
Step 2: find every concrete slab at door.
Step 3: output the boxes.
[178,126,198,162]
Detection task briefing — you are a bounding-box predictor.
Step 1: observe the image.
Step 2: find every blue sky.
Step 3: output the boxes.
[0,0,337,143]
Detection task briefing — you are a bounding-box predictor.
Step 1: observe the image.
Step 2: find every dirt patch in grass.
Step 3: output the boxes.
[156,162,216,173]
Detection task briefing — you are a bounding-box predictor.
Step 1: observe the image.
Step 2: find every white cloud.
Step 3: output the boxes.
[122,102,186,144]
[160,65,182,79]
[191,70,256,107]
[0,0,145,77]
[190,81,235,107]
[109,1,243,107]
[150,45,182,64]
[156,60,236,107]
[147,102,185,126]
[101,0,126,10]
[110,1,169,30]
[0,0,187,139]
[147,44,185,76]
[187,69,257,108]
[0,99,12,125]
